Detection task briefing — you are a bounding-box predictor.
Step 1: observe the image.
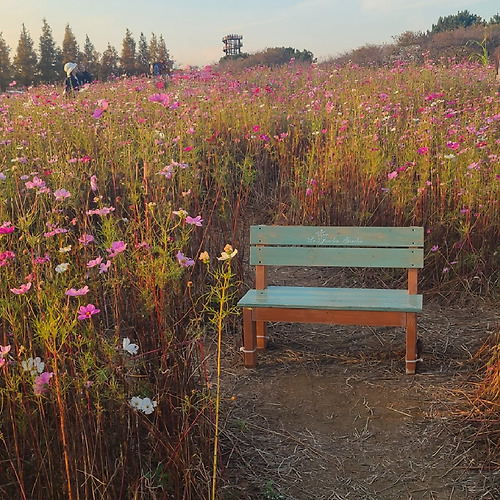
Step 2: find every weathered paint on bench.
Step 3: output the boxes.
[237,225,424,374]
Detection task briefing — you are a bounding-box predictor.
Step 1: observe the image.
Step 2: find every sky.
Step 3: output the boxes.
[1,0,499,68]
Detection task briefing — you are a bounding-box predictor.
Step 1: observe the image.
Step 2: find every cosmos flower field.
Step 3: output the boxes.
[0,59,499,498]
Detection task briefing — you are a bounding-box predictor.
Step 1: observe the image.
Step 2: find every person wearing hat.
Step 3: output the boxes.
[63,62,82,95]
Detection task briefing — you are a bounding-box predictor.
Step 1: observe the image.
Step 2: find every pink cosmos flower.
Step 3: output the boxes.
[107,240,127,258]
[99,260,111,274]
[87,256,103,268]
[86,206,115,216]
[90,175,98,192]
[43,227,69,238]
[53,188,71,201]
[418,147,429,155]
[0,251,15,266]
[0,345,11,357]
[387,171,398,180]
[65,286,90,297]
[176,251,195,268]
[158,165,174,178]
[33,371,54,395]
[10,282,32,295]
[25,176,46,189]
[149,93,169,106]
[33,253,50,265]
[431,245,439,252]
[79,234,95,245]
[77,303,100,320]
[185,215,203,226]
[0,222,14,234]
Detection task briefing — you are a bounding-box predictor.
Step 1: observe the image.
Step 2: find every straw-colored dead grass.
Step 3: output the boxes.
[209,297,499,499]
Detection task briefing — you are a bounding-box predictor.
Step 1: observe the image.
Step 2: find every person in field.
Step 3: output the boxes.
[63,62,83,95]
[78,63,93,85]
[495,45,500,92]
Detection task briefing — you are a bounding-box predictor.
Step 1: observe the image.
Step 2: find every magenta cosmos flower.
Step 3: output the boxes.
[77,303,100,320]
[0,222,14,234]
[79,234,95,245]
[33,371,54,395]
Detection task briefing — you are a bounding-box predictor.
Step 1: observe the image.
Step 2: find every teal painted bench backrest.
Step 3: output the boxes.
[250,226,424,269]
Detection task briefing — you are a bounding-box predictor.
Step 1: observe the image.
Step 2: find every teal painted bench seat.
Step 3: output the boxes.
[238,286,423,312]
[237,225,424,373]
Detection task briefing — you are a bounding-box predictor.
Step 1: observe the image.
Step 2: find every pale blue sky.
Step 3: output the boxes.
[1,0,499,67]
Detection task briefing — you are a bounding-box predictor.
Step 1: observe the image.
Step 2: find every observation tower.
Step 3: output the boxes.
[222,34,243,56]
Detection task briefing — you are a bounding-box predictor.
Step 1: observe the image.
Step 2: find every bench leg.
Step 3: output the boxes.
[256,321,268,350]
[405,312,417,374]
[242,308,257,368]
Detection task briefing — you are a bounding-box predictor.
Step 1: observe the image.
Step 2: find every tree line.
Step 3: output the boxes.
[331,10,500,67]
[0,19,173,91]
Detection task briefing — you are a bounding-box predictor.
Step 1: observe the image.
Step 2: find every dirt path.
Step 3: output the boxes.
[215,301,500,500]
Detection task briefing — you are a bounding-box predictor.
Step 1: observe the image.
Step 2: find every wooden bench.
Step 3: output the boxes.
[237,225,424,374]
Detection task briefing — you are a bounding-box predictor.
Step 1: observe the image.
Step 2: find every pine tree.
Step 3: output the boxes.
[0,32,12,91]
[82,35,99,81]
[12,24,38,87]
[100,43,119,81]
[38,18,61,84]
[62,24,79,64]
[120,28,136,75]
[137,32,150,75]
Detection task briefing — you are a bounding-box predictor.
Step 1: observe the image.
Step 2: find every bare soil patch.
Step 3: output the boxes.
[212,297,500,500]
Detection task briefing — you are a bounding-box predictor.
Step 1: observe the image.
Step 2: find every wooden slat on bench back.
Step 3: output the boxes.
[250,226,423,247]
[249,226,424,269]
[251,246,423,268]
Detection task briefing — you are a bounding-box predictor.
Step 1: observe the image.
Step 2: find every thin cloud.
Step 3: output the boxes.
[361,0,484,13]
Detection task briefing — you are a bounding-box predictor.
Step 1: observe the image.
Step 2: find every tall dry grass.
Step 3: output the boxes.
[0,60,499,498]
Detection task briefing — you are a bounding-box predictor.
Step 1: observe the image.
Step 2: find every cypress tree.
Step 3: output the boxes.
[120,28,136,75]
[137,32,150,75]
[62,24,79,65]
[12,24,38,87]
[38,18,61,84]
[82,35,99,81]
[148,33,158,63]
[100,43,119,81]
[0,32,12,91]
[157,35,173,73]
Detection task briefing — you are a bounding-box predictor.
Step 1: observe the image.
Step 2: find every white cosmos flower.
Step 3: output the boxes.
[55,262,70,273]
[141,397,158,415]
[129,396,143,411]
[122,337,139,355]
[21,356,45,375]
[129,396,158,415]
[217,244,238,261]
